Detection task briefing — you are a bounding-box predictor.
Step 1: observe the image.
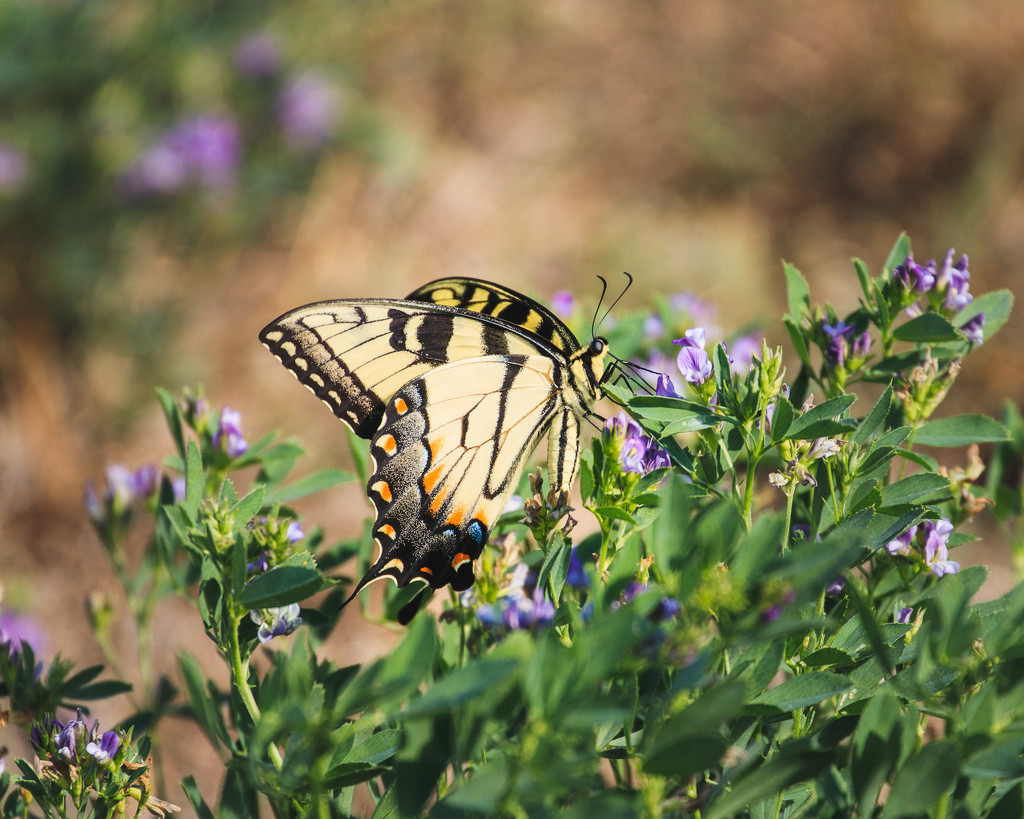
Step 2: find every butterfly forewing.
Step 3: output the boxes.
[259,299,552,439]
[408,278,579,355]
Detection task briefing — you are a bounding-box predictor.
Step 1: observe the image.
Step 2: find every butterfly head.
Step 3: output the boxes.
[567,336,610,406]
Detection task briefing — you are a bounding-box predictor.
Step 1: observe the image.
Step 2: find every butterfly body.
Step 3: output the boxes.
[260,278,608,601]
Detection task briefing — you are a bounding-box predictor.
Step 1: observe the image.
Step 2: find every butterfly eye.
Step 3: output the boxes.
[592,339,605,354]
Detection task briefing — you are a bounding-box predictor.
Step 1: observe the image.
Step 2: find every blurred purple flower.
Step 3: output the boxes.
[503,586,555,630]
[669,293,718,331]
[129,464,161,498]
[644,314,665,338]
[729,334,761,374]
[825,576,846,596]
[251,603,302,643]
[286,521,304,542]
[566,548,588,589]
[0,609,46,660]
[86,730,120,763]
[278,72,341,147]
[247,550,270,574]
[896,606,913,624]
[121,114,240,197]
[550,291,576,318]
[213,407,249,457]
[0,143,28,193]
[960,312,986,345]
[852,331,872,358]
[886,524,918,557]
[235,32,280,78]
[923,518,960,577]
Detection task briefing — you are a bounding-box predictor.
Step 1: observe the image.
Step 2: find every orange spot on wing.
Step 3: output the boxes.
[451,553,471,570]
[420,566,433,576]
[423,463,444,495]
[378,434,397,455]
[429,437,445,461]
[394,397,408,415]
[429,493,445,516]
[372,481,392,502]
[381,558,404,573]
[447,506,466,527]
[378,524,396,539]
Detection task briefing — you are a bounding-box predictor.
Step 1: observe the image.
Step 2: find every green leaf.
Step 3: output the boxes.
[180,775,217,819]
[184,439,203,520]
[706,751,832,819]
[784,262,811,318]
[237,553,331,609]
[892,312,960,343]
[963,737,1024,779]
[752,671,852,711]
[882,233,912,275]
[802,648,855,668]
[769,395,795,442]
[914,414,1010,447]
[592,505,639,525]
[179,653,230,749]
[400,657,520,720]
[262,468,354,505]
[853,258,873,303]
[643,682,744,777]
[852,385,893,447]
[230,486,265,534]
[852,688,902,810]
[784,395,857,441]
[881,741,961,818]
[156,387,186,461]
[956,288,1013,341]
[602,380,634,406]
[538,531,572,601]
[878,473,951,507]
[432,759,511,817]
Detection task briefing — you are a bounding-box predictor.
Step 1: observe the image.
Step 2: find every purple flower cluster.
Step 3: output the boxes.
[32,711,122,767]
[278,72,342,148]
[84,463,162,524]
[550,291,577,319]
[893,250,985,343]
[821,320,871,369]
[119,114,241,198]
[886,518,960,577]
[0,142,28,193]
[606,412,671,475]
[615,581,681,622]
[477,567,556,632]
[250,603,302,643]
[0,609,46,660]
[234,33,281,79]
[213,407,249,458]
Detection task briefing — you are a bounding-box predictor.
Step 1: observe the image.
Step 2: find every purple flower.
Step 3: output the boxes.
[937,250,972,311]
[675,327,706,350]
[234,32,280,78]
[676,346,712,385]
[960,312,986,345]
[286,521,304,542]
[251,603,302,643]
[130,464,161,498]
[896,606,913,624]
[278,72,341,147]
[0,143,28,193]
[621,581,647,604]
[566,548,588,589]
[121,114,240,197]
[893,256,937,294]
[729,334,762,374]
[923,519,960,577]
[503,586,555,631]
[886,525,918,557]
[86,730,121,763]
[550,291,576,318]
[606,411,642,441]
[655,373,682,398]
[247,551,270,574]
[760,590,797,624]
[822,320,856,368]
[213,407,249,457]
[0,609,46,660]
[653,596,682,621]
[825,576,846,596]
[852,331,872,358]
[55,717,87,763]
[644,314,665,338]
[619,435,649,474]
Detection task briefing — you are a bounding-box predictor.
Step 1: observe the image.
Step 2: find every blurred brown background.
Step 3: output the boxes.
[2,1,1023,811]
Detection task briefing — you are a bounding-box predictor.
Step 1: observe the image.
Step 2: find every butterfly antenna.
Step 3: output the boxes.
[595,271,634,332]
[591,275,610,339]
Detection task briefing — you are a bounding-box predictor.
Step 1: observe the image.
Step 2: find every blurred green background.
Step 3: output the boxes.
[3,0,1023,809]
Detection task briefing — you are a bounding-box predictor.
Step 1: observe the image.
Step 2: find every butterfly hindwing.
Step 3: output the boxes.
[354,354,563,595]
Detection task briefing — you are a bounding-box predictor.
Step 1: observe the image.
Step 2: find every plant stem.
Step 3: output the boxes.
[227,615,283,771]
